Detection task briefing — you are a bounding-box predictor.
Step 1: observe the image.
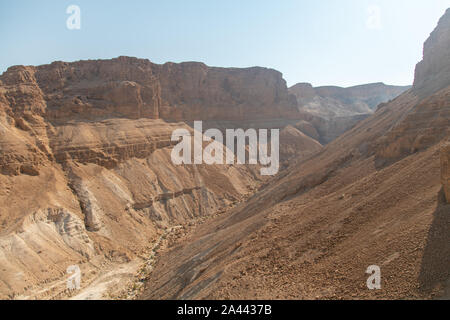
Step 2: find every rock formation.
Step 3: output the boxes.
[376,8,450,163]
[1,57,299,124]
[0,53,325,298]
[290,82,410,119]
[2,7,448,301]
[289,82,410,143]
[140,9,450,300]
[414,8,450,97]
[279,125,323,167]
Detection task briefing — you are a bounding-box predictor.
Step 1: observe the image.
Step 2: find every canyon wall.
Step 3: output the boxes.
[414,8,450,97]
[0,57,307,175]
[1,57,299,125]
[290,82,410,119]
[1,57,305,298]
[376,8,450,163]
[140,9,450,300]
[289,82,409,143]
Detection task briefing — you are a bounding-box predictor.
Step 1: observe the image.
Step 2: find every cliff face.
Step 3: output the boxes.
[0,54,323,298]
[158,62,299,121]
[375,87,450,162]
[376,9,450,163]
[414,8,450,97]
[288,82,409,143]
[140,9,450,300]
[0,57,306,176]
[1,56,299,124]
[289,82,410,119]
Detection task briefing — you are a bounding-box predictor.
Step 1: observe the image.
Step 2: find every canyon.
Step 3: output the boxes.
[0,8,448,301]
[138,9,450,300]
[0,52,326,299]
[289,82,410,144]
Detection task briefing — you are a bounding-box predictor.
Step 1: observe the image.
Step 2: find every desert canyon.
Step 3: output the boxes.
[0,8,449,300]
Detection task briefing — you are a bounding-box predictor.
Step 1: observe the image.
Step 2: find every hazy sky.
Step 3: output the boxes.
[1,0,449,87]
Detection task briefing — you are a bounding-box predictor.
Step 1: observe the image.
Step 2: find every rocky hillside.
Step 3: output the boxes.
[140,9,450,300]
[290,82,410,119]
[288,82,410,144]
[0,56,323,299]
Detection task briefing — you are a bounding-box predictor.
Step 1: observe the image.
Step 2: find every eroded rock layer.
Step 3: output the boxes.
[288,82,410,144]
[0,57,308,298]
[414,8,450,97]
[139,9,450,300]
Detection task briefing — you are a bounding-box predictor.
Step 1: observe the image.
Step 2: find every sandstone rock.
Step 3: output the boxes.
[280,125,322,166]
[290,82,410,119]
[1,57,295,298]
[0,57,300,124]
[293,120,320,141]
[72,181,104,232]
[158,62,299,121]
[376,87,450,162]
[374,9,450,163]
[309,113,370,145]
[139,10,450,300]
[414,8,450,97]
[289,82,409,143]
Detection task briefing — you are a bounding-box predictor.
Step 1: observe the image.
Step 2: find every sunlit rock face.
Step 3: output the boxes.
[374,9,450,163]
[289,82,410,144]
[414,8,450,98]
[0,55,316,299]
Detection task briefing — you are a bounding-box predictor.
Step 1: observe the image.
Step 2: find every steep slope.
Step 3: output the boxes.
[140,9,450,300]
[414,8,450,98]
[279,125,323,168]
[4,57,299,124]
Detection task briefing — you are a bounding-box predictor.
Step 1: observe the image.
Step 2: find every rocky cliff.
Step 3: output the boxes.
[414,8,450,97]
[288,82,409,143]
[140,9,450,300]
[158,62,299,121]
[0,56,313,298]
[376,8,450,163]
[1,57,299,124]
[0,57,309,175]
[0,51,328,298]
[290,82,410,119]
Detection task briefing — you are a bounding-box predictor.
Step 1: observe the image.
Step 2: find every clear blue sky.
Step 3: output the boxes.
[1,0,449,87]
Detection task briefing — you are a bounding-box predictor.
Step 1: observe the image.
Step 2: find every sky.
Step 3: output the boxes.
[1,0,449,87]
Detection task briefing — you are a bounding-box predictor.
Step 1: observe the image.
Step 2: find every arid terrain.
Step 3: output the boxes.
[139,9,450,300]
[0,8,449,300]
